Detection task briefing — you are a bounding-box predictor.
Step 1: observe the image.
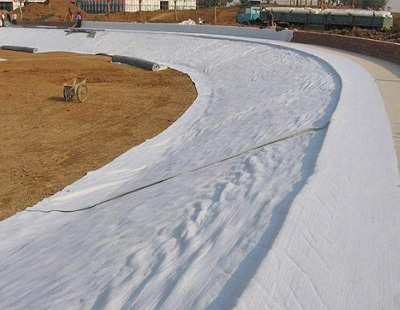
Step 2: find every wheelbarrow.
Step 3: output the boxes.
[63,77,88,102]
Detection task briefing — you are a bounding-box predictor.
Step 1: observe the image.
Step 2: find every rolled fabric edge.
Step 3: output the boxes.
[1,45,38,53]
[111,55,168,72]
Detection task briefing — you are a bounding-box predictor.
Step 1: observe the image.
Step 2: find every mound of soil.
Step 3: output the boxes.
[0,51,197,221]
[17,0,86,21]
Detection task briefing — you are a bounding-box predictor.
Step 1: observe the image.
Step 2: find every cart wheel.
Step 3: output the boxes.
[77,85,88,103]
[63,88,74,102]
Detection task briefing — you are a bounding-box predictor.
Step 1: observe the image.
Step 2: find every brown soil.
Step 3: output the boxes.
[0,50,197,221]
[17,4,240,25]
[87,6,239,25]
[17,0,87,22]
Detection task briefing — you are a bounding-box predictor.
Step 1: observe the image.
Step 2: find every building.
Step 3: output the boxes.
[80,0,196,14]
[0,0,23,11]
[0,0,44,11]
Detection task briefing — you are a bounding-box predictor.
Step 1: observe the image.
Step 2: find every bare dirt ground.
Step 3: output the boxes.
[0,50,197,221]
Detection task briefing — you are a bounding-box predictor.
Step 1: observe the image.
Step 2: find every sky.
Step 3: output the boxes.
[387,0,400,12]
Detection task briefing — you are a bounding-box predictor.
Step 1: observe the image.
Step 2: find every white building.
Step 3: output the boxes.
[125,0,196,11]
[0,0,22,11]
[0,0,44,12]
[80,0,196,14]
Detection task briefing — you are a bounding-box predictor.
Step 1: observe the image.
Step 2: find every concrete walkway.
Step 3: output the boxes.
[310,46,400,168]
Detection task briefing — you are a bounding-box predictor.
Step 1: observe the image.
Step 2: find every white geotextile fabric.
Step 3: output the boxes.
[0,28,399,310]
[179,19,197,25]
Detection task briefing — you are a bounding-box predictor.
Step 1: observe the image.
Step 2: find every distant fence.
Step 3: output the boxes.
[81,0,124,13]
[124,3,196,12]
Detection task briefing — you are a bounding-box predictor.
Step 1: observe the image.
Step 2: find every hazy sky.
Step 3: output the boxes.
[387,0,400,12]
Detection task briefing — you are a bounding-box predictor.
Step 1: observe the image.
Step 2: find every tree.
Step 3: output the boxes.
[202,0,233,8]
[362,0,388,8]
[340,0,388,8]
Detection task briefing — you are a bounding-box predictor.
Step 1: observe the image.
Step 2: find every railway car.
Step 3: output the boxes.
[237,6,393,29]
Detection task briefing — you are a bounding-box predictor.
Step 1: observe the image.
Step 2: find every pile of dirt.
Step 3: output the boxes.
[0,51,197,221]
[17,0,86,21]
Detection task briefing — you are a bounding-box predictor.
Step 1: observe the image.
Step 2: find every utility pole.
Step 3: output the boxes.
[174,0,177,21]
[18,0,23,20]
[214,0,217,23]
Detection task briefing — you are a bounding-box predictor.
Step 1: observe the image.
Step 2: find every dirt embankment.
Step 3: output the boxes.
[17,0,86,22]
[0,51,197,221]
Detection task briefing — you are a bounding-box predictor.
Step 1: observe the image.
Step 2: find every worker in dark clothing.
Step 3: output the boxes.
[68,8,73,21]
[266,10,275,28]
[12,13,17,25]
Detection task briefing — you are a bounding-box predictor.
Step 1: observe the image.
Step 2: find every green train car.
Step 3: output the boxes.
[236,6,262,24]
[237,6,393,29]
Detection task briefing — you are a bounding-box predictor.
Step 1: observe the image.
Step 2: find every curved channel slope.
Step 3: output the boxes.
[0,28,399,310]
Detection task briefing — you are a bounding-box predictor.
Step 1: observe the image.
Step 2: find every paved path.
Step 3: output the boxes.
[311,46,400,169]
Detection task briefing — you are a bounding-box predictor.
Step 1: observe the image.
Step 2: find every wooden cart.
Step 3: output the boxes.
[63,78,88,102]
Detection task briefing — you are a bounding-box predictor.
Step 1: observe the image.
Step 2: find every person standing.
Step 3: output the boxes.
[75,12,82,28]
[11,12,17,25]
[68,8,73,21]
[266,10,275,28]
[1,12,5,27]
